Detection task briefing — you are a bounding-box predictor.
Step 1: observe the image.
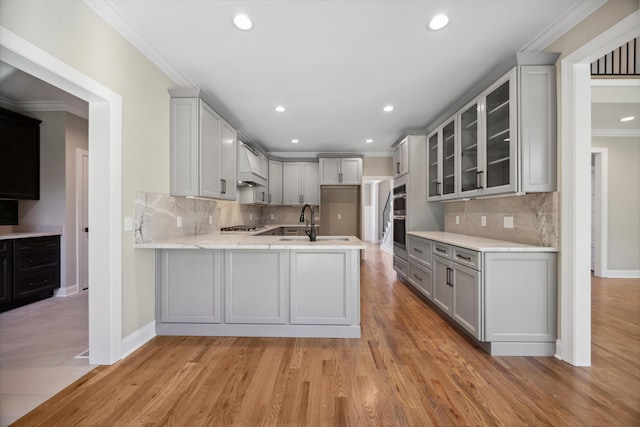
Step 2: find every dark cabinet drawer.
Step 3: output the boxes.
[14,248,59,274]
[0,253,12,304]
[14,235,59,252]
[13,269,59,299]
[0,240,12,254]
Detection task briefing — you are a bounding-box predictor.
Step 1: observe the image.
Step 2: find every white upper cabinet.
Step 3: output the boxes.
[283,162,319,205]
[319,157,362,185]
[427,115,457,201]
[427,63,556,201]
[169,90,237,200]
[268,160,283,206]
[393,138,409,178]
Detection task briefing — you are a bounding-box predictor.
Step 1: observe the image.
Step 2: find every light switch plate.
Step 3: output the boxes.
[481,215,486,227]
[124,216,133,232]
[456,215,460,225]
[209,215,213,225]
[337,214,342,220]
[270,214,275,220]
[177,216,183,228]
[504,216,514,229]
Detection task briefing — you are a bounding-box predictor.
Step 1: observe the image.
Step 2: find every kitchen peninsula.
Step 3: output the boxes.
[136,227,366,339]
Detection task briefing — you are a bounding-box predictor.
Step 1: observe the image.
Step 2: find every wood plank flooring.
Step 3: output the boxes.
[13,245,640,426]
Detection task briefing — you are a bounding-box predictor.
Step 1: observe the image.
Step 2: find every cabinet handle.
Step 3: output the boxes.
[436,182,441,196]
[435,247,447,253]
[268,194,272,203]
[476,171,484,189]
[339,172,343,183]
[220,179,226,194]
[456,254,472,261]
[413,248,423,254]
[29,279,49,287]
[446,267,453,286]
[413,273,423,281]
[262,192,265,202]
[29,257,50,264]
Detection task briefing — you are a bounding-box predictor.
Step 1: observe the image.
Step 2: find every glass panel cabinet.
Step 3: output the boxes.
[427,115,457,201]
[458,101,481,197]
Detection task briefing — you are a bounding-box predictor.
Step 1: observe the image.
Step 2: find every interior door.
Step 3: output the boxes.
[78,149,89,290]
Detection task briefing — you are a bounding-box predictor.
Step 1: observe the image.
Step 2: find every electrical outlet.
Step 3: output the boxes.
[481,215,486,227]
[124,216,133,232]
[270,214,275,220]
[177,216,183,228]
[337,213,342,220]
[208,215,213,225]
[455,215,460,225]
[250,213,253,220]
[504,216,514,229]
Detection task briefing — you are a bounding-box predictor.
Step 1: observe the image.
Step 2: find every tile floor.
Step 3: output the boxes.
[0,291,95,426]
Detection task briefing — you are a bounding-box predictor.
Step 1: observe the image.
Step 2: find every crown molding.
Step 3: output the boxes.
[520,0,607,52]
[592,128,640,137]
[84,0,195,88]
[0,96,88,119]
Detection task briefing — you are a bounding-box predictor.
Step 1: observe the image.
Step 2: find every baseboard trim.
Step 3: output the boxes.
[555,339,563,360]
[600,270,640,278]
[55,284,79,297]
[121,320,156,359]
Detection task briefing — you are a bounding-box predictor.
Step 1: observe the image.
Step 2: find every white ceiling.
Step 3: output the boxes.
[1,0,637,154]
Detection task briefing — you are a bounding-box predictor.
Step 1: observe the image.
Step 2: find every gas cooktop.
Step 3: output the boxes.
[220,225,261,232]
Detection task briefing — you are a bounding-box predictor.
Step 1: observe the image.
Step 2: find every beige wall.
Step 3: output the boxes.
[363,156,392,177]
[592,137,640,270]
[0,0,176,336]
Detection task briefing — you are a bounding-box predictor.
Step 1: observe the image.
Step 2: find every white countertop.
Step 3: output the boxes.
[0,231,62,241]
[136,233,366,250]
[407,231,557,252]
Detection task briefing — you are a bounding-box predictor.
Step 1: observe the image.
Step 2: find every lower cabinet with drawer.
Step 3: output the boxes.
[404,233,557,356]
[0,235,61,312]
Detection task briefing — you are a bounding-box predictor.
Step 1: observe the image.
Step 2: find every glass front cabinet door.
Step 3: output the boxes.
[480,69,517,195]
[427,130,441,200]
[440,116,457,200]
[458,100,482,198]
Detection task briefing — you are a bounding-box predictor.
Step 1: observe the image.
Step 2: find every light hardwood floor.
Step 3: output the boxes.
[11,245,640,426]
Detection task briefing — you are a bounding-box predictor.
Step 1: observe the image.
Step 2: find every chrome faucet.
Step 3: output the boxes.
[299,204,317,241]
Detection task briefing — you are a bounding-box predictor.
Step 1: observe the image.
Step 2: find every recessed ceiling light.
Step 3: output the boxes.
[366,139,374,143]
[428,14,449,31]
[275,105,286,113]
[383,105,394,112]
[233,14,253,31]
[620,116,635,122]
[291,139,299,144]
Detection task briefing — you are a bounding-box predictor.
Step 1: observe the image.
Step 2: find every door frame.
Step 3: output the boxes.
[76,148,89,292]
[0,26,123,365]
[590,148,608,278]
[558,10,639,366]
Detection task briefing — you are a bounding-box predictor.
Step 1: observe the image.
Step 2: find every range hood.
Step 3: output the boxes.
[237,141,267,187]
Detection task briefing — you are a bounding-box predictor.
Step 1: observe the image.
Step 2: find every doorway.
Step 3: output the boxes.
[1,25,123,365]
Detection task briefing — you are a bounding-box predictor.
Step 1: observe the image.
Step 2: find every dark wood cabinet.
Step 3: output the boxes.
[0,235,60,312]
[0,108,41,199]
[0,240,12,304]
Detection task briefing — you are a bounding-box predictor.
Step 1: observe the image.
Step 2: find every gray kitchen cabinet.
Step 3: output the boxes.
[158,249,222,323]
[433,243,481,340]
[268,160,283,206]
[319,157,362,185]
[393,255,408,281]
[282,162,319,205]
[290,250,357,325]
[224,250,287,324]
[427,115,457,201]
[408,261,433,300]
[393,137,408,178]
[408,235,432,269]
[407,235,434,300]
[169,89,236,200]
[426,63,556,200]
[238,185,267,205]
[484,252,557,343]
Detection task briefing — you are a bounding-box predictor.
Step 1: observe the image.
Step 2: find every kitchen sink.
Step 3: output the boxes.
[278,237,349,242]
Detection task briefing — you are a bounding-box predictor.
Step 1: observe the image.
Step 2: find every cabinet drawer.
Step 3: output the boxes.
[14,236,59,252]
[0,240,11,254]
[433,242,451,259]
[13,269,59,298]
[408,261,432,300]
[14,248,60,274]
[407,237,432,268]
[452,246,481,270]
[393,256,408,278]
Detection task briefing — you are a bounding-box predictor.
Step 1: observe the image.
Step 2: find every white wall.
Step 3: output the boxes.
[0,0,176,337]
[592,137,640,272]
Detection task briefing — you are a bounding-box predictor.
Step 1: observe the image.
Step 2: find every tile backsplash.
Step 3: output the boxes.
[134,192,319,243]
[442,192,558,247]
